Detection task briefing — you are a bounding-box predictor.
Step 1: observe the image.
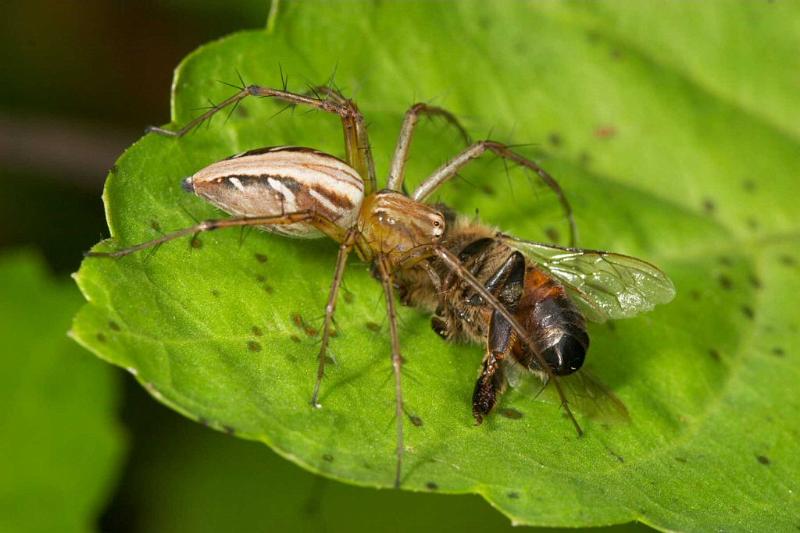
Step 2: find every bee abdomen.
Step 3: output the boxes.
[516,268,589,375]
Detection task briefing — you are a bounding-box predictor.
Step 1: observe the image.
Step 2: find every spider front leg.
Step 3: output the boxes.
[387,103,472,192]
[412,140,578,247]
[148,84,377,195]
[375,254,407,489]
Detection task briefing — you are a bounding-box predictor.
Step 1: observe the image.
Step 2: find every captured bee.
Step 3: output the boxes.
[87,82,675,488]
[394,206,675,425]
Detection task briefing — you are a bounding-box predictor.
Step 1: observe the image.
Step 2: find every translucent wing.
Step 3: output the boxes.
[503,359,629,423]
[500,234,676,323]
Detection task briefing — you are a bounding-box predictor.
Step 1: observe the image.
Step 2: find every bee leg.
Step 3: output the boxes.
[311,228,356,408]
[387,103,471,191]
[412,140,577,246]
[376,254,407,489]
[472,310,513,424]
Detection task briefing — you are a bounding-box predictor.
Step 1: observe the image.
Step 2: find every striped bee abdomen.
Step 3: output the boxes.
[183,146,364,238]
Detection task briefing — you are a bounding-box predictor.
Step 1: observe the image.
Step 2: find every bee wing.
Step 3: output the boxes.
[559,370,630,423]
[502,358,629,423]
[499,234,676,323]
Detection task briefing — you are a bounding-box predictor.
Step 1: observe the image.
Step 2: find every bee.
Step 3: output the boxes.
[88,83,675,488]
[394,205,675,425]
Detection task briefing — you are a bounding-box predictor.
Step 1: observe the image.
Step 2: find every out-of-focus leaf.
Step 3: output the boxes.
[0,252,124,533]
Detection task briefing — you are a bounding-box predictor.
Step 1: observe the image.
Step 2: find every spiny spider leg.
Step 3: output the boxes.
[387,103,472,191]
[412,140,578,247]
[311,228,357,408]
[86,211,326,258]
[404,243,584,436]
[147,85,377,195]
[376,254,407,488]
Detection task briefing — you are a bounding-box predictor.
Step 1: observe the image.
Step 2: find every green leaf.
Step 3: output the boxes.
[72,1,800,530]
[0,252,124,533]
[119,396,646,532]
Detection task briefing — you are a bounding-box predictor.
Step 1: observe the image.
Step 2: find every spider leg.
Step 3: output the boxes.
[148,84,377,195]
[311,228,357,408]
[387,103,471,192]
[85,210,327,258]
[412,140,577,246]
[376,254,406,488]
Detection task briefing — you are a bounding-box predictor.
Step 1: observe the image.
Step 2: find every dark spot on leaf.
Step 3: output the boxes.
[256,274,266,283]
[689,289,701,301]
[756,455,770,466]
[718,274,733,290]
[223,425,235,435]
[365,321,381,332]
[718,256,733,266]
[507,491,520,500]
[746,217,759,230]
[610,48,623,60]
[675,457,687,464]
[247,340,262,352]
[594,125,616,139]
[771,347,785,357]
[708,348,721,361]
[607,321,617,332]
[500,408,523,420]
[150,220,161,232]
[108,321,121,331]
[343,291,354,304]
[578,151,592,166]
[702,198,716,214]
[304,326,319,337]
[741,305,755,320]
[251,326,263,337]
[190,236,202,249]
[749,274,763,289]
[548,132,562,147]
[211,289,220,297]
[255,253,268,263]
[425,482,438,491]
[544,226,560,242]
[322,454,334,462]
[263,285,274,294]
[292,313,304,328]
[478,15,490,29]
[779,254,797,267]
[410,415,423,427]
[480,183,495,196]
[96,333,106,343]
[290,334,301,343]
[586,30,600,43]
[742,179,756,192]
